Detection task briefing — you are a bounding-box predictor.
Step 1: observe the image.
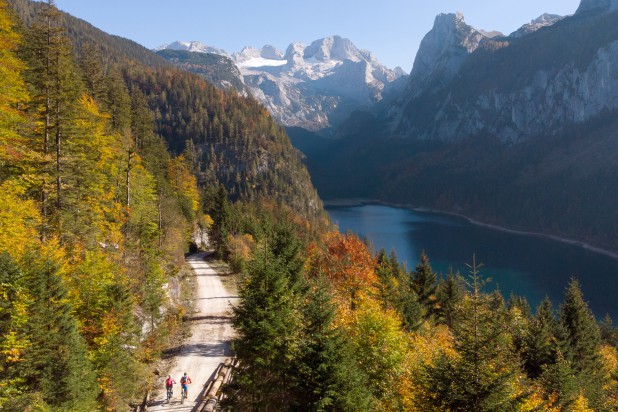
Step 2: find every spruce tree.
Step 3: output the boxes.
[27,0,82,213]
[291,276,371,411]
[422,257,525,411]
[410,251,437,318]
[523,296,557,379]
[230,244,301,410]
[600,314,618,347]
[435,269,465,328]
[559,279,606,409]
[209,184,230,258]
[19,254,98,410]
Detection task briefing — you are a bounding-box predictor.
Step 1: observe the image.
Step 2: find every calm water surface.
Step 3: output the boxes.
[327,204,618,319]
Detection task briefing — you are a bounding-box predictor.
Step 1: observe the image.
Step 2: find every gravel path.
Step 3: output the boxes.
[148,253,238,411]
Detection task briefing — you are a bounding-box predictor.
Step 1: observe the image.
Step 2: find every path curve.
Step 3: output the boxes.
[148,253,238,411]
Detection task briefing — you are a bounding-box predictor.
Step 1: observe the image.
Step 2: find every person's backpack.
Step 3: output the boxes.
[166,377,173,387]
[180,376,187,384]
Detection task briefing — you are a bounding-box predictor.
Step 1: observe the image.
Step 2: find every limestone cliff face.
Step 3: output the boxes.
[575,0,618,14]
[389,8,618,143]
[412,40,618,142]
[407,13,486,97]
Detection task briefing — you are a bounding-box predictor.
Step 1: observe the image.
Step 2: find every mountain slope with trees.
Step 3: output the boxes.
[9,0,323,219]
[1,0,200,408]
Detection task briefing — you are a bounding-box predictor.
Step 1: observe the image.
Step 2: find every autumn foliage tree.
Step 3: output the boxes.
[307,231,377,310]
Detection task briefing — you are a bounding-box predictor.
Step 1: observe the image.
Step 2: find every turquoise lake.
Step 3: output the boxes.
[327,204,618,319]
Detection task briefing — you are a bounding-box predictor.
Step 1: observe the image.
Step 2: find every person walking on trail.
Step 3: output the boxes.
[180,372,192,397]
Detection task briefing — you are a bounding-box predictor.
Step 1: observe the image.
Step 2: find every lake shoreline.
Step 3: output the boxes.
[324,198,618,261]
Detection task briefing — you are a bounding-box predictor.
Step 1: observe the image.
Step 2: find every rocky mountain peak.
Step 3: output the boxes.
[303,35,361,62]
[408,12,485,94]
[575,0,618,14]
[260,44,283,60]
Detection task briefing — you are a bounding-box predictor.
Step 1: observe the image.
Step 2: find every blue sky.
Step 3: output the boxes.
[54,0,581,72]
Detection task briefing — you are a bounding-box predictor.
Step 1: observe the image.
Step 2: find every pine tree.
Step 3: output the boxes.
[559,279,606,409]
[421,257,525,411]
[435,269,465,328]
[411,251,437,318]
[290,276,371,411]
[19,254,98,410]
[523,296,557,379]
[230,244,302,410]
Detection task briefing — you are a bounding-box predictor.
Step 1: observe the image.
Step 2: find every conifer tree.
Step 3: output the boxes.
[435,269,465,328]
[104,68,132,132]
[421,257,525,411]
[25,0,83,217]
[78,43,106,103]
[209,184,231,258]
[523,296,557,379]
[559,279,606,409]
[19,254,98,410]
[599,314,618,347]
[230,244,302,410]
[411,251,437,318]
[290,276,371,411]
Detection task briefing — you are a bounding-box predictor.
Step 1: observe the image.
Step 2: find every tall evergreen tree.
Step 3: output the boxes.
[290,276,371,411]
[435,269,465,328]
[24,0,83,219]
[522,296,557,379]
[18,254,98,410]
[559,279,606,409]
[410,251,437,318]
[209,184,231,258]
[421,258,525,411]
[230,244,301,410]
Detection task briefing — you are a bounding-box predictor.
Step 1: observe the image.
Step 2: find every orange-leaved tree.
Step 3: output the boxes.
[306,231,377,310]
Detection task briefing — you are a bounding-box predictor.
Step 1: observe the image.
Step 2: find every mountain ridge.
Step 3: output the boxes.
[156,35,406,133]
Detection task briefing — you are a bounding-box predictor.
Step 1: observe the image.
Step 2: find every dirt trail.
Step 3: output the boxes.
[148,253,238,411]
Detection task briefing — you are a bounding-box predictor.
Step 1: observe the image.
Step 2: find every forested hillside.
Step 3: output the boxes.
[1,0,328,409]
[9,0,323,219]
[0,0,200,408]
[156,49,249,96]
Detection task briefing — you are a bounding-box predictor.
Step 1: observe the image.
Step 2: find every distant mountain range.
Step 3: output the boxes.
[155,36,406,133]
[297,0,618,251]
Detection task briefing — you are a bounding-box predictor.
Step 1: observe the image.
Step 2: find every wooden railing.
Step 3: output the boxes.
[198,358,237,412]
